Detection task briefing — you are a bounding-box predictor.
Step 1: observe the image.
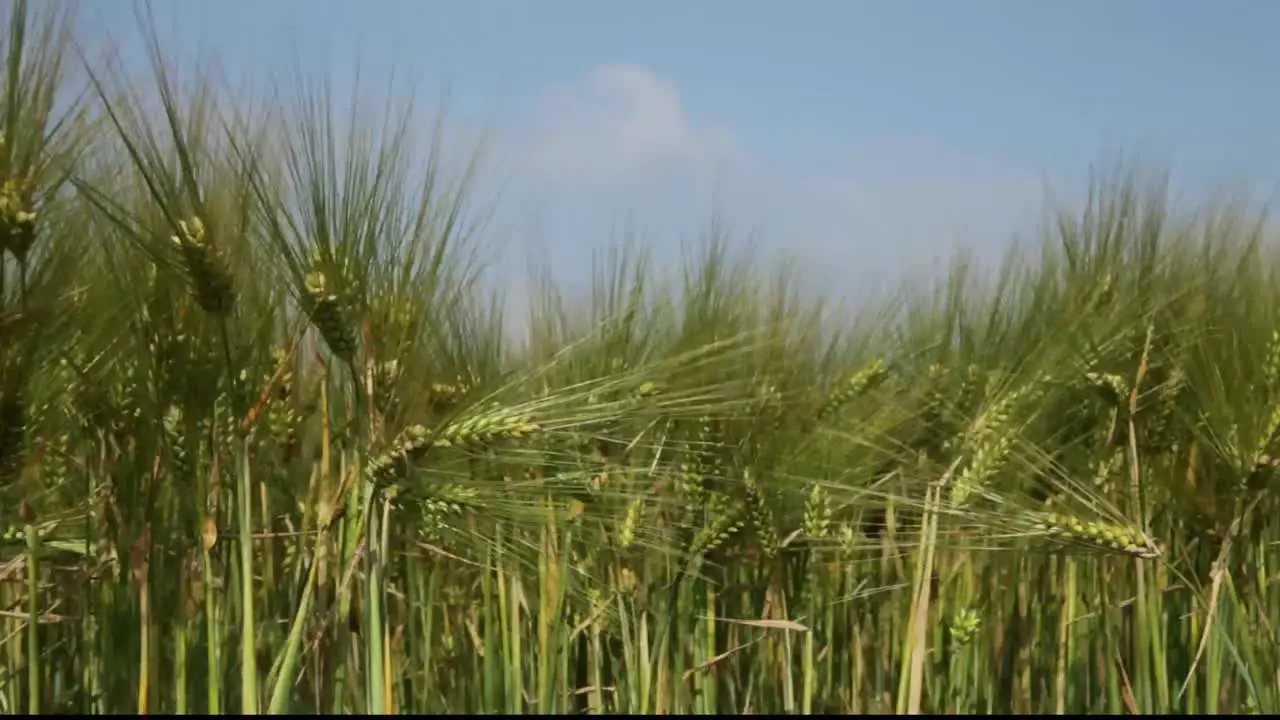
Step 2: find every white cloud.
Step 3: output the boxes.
[519,64,741,186]
[501,64,1045,307]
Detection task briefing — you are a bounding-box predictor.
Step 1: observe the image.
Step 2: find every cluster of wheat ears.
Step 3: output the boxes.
[2,2,1280,715]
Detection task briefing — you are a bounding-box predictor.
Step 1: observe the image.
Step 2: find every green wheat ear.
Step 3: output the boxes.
[418,484,480,542]
[618,497,644,549]
[803,483,831,539]
[950,377,1045,508]
[304,253,359,362]
[427,377,473,413]
[261,348,299,450]
[430,407,541,448]
[743,469,779,559]
[632,380,664,400]
[816,357,888,422]
[1252,328,1280,464]
[688,493,743,557]
[367,406,544,488]
[0,175,38,263]
[171,216,236,315]
[371,359,402,416]
[1032,511,1162,560]
[949,607,981,646]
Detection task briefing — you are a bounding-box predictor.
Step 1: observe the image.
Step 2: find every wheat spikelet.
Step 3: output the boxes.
[949,607,981,646]
[261,348,299,451]
[0,176,37,263]
[804,483,831,539]
[432,407,541,448]
[418,484,480,541]
[743,469,779,559]
[688,493,743,556]
[368,407,543,487]
[162,405,192,480]
[682,416,724,502]
[951,434,1015,508]
[1251,329,1280,465]
[1145,365,1185,451]
[303,256,358,361]
[911,363,953,458]
[367,425,434,487]
[1085,369,1129,408]
[950,378,1045,507]
[370,294,418,349]
[632,380,664,400]
[956,364,984,408]
[1032,510,1161,559]
[427,377,472,414]
[1090,448,1125,496]
[171,217,235,315]
[816,357,888,422]
[837,523,859,557]
[618,497,644,549]
[371,359,402,416]
[676,458,705,509]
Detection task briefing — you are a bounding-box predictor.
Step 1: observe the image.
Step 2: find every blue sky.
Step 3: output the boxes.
[82,0,1280,306]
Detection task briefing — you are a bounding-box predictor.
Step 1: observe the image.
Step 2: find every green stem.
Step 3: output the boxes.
[24,522,38,715]
[236,437,258,714]
[267,530,326,714]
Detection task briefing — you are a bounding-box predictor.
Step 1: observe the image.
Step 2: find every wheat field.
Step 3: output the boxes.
[1,2,1278,715]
